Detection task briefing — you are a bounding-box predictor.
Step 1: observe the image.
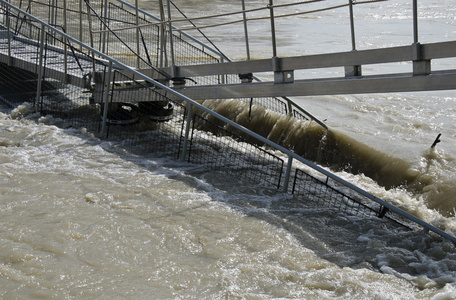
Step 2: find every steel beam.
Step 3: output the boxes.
[170,71,456,100]
[161,41,456,78]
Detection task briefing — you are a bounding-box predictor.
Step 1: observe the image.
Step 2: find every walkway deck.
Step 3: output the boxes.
[0,26,105,89]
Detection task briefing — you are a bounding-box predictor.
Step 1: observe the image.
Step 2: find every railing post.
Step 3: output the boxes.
[102,0,108,54]
[241,0,250,61]
[220,55,225,84]
[158,0,167,68]
[85,0,96,75]
[63,0,68,81]
[101,61,113,138]
[268,0,277,57]
[167,0,175,67]
[79,0,83,50]
[35,24,45,112]
[50,0,55,25]
[349,0,356,51]
[413,0,418,44]
[345,0,361,77]
[181,103,193,161]
[411,0,430,75]
[27,0,32,17]
[282,156,293,193]
[286,99,293,117]
[6,4,11,65]
[135,0,140,68]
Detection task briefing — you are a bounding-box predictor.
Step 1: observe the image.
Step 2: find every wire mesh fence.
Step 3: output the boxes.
[106,2,160,69]
[293,108,310,121]
[101,70,187,158]
[0,8,103,130]
[238,97,289,116]
[189,113,284,189]
[5,0,103,50]
[292,168,420,230]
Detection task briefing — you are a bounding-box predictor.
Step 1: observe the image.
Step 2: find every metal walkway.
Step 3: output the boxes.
[0,25,101,89]
[1,0,456,245]
[166,41,456,100]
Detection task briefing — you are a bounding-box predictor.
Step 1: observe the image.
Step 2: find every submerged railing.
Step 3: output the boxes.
[0,0,455,244]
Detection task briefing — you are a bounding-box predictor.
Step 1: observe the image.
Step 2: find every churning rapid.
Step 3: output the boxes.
[199,98,456,217]
[1,0,456,298]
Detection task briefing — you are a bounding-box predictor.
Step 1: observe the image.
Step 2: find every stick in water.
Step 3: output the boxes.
[431,133,442,148]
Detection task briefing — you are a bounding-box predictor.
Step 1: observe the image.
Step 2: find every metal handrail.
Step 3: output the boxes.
[115,0,327,128]
[1,0,454,244]
[115,0,227,61]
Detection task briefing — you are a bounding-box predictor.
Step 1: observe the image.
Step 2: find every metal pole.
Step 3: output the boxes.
[181,103,193,161]
[268,0,277,57]
[63,0,67,31]
[50,0,55,25]
[282,156,293,193]
[158,0,166,68]
[102,0,108,54]
[63,0,68,80]
[101,61,113,137]
[286,99,293,117]
[220,55,225,84]
[28,0,32,37]
[241,0,250,60]
[6,5,11,64]
[27,0,32,17]
[413,0,418,43]
[135,0,140,68]
[79,0,83,50]
[85,0,96,75]
[167,0,175,66]
[35,24,45,112]
[349,0,356,51]
[118,0,227,60]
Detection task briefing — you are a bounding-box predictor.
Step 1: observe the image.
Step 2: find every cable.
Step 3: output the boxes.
[171,0,390,32]
[83,0,171,79]
[170,0,228,61]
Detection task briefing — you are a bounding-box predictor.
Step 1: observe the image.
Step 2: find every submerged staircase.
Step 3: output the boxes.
[0,0,455,244]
